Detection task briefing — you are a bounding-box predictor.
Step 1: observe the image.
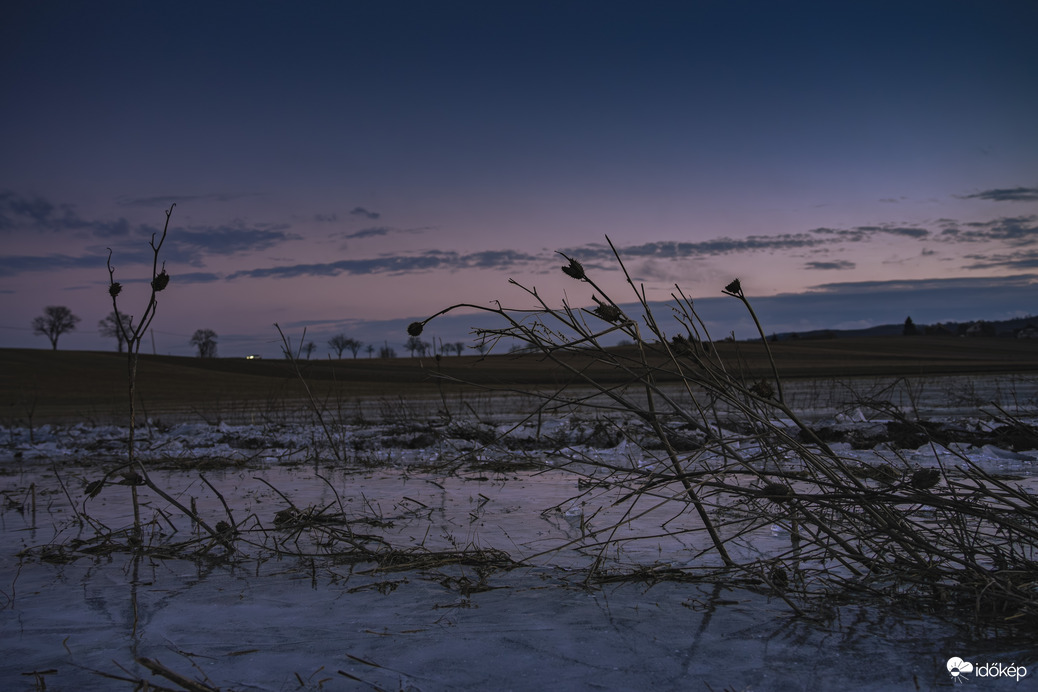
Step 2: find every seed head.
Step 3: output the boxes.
[274,508,300,525]
[761,482,794,504]
[724,279,742,295]
[120,471,145,486]
[593,304,622,323]
[591,295,622,323]
[560,255,586,280]
[109,282,123,298]
[151,269,170,292]
[770,567,789,589]
[670,334,693,356]
[910,468,941,490]
[407,321,425,337]
[750,379,775,399]
[867,463,900,484]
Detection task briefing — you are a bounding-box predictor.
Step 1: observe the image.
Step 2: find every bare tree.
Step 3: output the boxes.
[365,344,375,358]
[452,341,466,356]
[98,310,134,353]
[190,329,218,358]
[379,342,396,358]
[345,337,363,358]
[328,334,349,358]
[303,341,316,359]
[32,306,80,350]
[328,334,363,358]
[404,335,430,357]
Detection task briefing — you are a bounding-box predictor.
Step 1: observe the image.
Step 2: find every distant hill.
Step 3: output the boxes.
[775,315,1038,341]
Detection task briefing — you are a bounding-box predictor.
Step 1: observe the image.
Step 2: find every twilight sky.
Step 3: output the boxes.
[2,1,1037,357]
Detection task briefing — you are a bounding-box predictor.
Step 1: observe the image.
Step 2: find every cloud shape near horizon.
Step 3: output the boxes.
[228,248,540,279]
[117,192,264,207]
[938,215,1038,245]
[804,260,855,270]
[338,225,431,240]
[804,273,1037,294]
[168,224,297,258]
[809,224,930,241]
[956,186,1038,202]
[350,206,381,220]
[0,191,132,238]
[0,253,104,277]
[963,249,1038,270]
[560,234,832,265]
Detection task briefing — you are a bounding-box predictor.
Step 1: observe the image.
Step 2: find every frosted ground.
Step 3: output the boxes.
[2,374,1036,690]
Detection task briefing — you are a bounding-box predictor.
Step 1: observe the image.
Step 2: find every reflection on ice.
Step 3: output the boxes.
[4,551,1036,691]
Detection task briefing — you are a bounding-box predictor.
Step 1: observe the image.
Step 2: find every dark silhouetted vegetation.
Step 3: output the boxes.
[32,305,80,350]
[98,310,133,352]
[190,329,218,358]
[329,334,363,358]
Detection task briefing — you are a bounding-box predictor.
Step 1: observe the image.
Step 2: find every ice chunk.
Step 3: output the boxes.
[978,445,1036,462]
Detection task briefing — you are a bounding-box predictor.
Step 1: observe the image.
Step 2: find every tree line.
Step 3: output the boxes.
[32,305,219,357]
[31,306,479,358]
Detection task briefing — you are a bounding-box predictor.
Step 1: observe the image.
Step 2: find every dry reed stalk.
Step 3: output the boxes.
[410,235,1038,629]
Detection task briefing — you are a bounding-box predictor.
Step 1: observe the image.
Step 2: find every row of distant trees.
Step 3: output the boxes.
[32,305,218,357]
[30,306,482,359]
[322,334,478,359]
[286,335,480,359]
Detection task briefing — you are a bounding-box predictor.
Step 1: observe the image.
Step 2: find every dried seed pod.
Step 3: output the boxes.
[761,482,794,504]
[560,256,586,280]
[118,471,145,486]
[407,321,424,337]
[274,508,300,526]
[592,295,622,323]
[109,282,122,298]
[870,463,900,485]
[151,269,170,292]
[910,468,941,490]
[770,567,789,589]
[671,334,693,356]
[724,278,742,295]
[593,304,621,322]
[750,379,775,399]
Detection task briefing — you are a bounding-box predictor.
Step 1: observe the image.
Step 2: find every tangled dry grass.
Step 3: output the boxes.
[410,237,1038,631]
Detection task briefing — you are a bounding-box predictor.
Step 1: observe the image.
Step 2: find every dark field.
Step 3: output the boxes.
[4,335,1038,422]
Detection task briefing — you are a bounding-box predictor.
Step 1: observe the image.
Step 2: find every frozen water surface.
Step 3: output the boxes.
[2,374,1037,690]
[6,555,1035,692]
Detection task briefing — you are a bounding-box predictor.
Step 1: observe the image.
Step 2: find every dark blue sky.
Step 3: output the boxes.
[2,1,1036,355]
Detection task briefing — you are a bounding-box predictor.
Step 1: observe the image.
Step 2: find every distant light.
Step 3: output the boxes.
[245,354,262,360]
